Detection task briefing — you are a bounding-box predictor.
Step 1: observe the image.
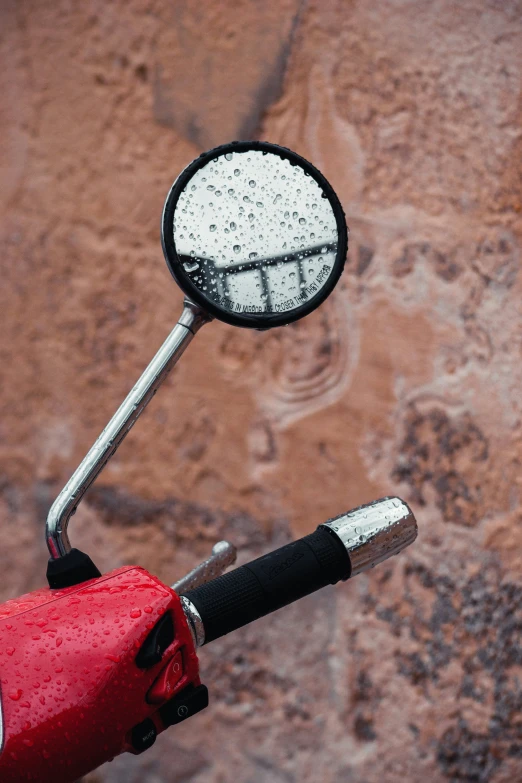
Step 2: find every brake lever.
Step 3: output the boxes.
[172,541,238,594]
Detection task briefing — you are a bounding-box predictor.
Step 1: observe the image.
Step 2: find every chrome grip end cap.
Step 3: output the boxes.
[319,497,417,577]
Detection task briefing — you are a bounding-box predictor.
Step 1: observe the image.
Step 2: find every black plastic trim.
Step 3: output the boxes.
[130,718,157,753]
[135,612,175,669]
[46,548,101,589]
[159,684,209,728]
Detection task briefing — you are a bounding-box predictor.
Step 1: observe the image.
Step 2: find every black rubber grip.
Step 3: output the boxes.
[182,527,351,644]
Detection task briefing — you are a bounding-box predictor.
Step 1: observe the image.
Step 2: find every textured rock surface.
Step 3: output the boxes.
[1,1,521,781]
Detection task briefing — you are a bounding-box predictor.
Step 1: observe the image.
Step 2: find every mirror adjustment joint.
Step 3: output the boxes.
[130,718,157,753]
[136,612,174,669]
[159,684,209,728]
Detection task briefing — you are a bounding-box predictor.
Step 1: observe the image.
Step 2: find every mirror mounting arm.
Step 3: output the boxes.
[45,298,211,570]
[45,140,347,588]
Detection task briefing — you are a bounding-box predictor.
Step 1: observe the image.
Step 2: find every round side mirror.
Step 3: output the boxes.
[161,141,348,329]
[46,141,349,570]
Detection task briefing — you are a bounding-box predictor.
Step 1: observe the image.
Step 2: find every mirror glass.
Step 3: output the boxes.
[163,145,346,326]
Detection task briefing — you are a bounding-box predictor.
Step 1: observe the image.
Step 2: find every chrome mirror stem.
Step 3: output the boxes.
[46,299,211,560]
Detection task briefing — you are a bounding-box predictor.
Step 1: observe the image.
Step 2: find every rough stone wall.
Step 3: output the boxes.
[1,1,521,781]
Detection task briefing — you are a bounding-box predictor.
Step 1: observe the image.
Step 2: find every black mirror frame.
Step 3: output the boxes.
[161,140,348,329]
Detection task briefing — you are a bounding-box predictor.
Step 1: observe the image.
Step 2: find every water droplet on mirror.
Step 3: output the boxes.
[225,153,233,161]
[233,245,241,253]
[249,179,256,188]
[207,185,215,191]
[230,221,237,230]
[209,225,216,232]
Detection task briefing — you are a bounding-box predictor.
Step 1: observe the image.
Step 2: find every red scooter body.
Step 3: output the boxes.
[0,567,202,783]
[0,144,419,782]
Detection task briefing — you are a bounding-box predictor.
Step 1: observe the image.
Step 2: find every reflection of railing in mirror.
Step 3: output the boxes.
[179,241,337,313]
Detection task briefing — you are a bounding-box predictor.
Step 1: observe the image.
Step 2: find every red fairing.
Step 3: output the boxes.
[0,567,200,783]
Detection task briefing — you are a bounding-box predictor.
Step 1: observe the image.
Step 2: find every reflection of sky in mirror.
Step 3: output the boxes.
[171,150,339,315]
